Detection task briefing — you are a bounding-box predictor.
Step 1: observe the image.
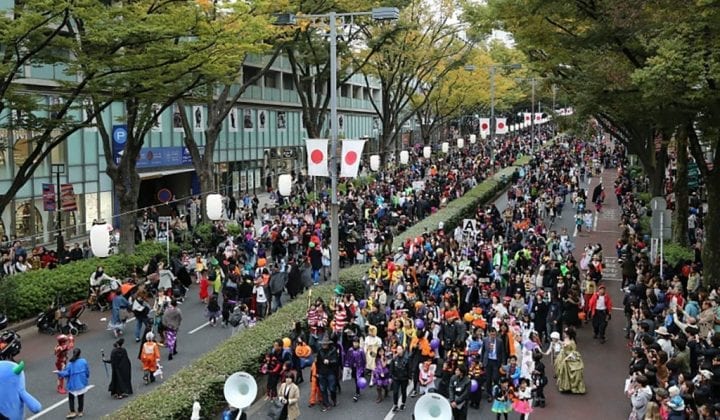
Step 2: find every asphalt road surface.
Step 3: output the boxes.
[15,168,630,419]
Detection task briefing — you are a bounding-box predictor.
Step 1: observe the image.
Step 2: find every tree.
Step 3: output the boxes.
[363,0,472,157]
[175,0,281,221]
[73,1,222,254]
[0,0,112,227]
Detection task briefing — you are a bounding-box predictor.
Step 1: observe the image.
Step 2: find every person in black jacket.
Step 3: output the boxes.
[449,365,471,420]
[390,344,410,412]
[316,337,339,412]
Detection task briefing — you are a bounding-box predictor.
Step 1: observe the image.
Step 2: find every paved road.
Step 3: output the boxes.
[240,169,632,420]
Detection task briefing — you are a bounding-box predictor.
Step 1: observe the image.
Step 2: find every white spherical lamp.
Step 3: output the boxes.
[370,155,380,171]
[90,221,111,258]
[400,150,409,165]
[469,134,476,144]
[206,193,223,220]
[457,138,464,149]
[423,146,431,159]
[441,142,449,153]
[278,174,292,196]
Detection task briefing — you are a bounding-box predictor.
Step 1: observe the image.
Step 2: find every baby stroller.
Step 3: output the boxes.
[37,294,88,336]
[88,277,121,311]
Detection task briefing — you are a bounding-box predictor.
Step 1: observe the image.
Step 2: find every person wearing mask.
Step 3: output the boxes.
[390,344,410,413]
[449,365,471,420]
[55,348,90,419]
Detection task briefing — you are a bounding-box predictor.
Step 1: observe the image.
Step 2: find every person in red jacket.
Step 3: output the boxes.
[588,284,613,343]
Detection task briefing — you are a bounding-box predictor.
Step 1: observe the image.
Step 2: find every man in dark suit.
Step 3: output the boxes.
[481,327,506,402]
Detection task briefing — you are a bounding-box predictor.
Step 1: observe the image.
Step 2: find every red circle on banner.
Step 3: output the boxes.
[311,149,324,164]
[345,151,358,165]
[498,122,505,129]
[481,123,488,130]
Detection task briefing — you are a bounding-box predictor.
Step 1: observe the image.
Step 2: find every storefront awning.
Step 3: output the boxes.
[138,167,195,180]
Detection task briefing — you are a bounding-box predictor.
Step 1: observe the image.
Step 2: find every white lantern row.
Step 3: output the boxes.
[206,193,223,220]
[423,146,431,159]
[469,134,476,144]
[457,138,464,149]
[278,174,293,196]
[400,150,409,165]
[90,222,111,258]
[441,142,449,153]
[370,154,380,171]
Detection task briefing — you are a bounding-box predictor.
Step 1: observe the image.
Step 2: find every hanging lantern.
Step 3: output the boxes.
[457,138,465,149]
[90,221,111,258]
[400,150,409,165]
[469,134,476,144]
[206,193,223,220]
[423,146,431,159]
[278,174,292,196]
[480,133,487,140]
[370,154,380,171]
[441,142,449,153]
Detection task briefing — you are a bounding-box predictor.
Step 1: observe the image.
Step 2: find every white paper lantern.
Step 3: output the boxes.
[206,193,223,220]
[90,222,111,258]
[480,133,487,140]
[278,174,292,196]
[469,134,476,144]
[400,150,409,165]
[441,142,449,153]
[370,154,380,171]
[457,138,465,149]
[423,146,431,159]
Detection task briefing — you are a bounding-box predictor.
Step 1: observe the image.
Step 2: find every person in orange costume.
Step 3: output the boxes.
[308,359,322,407]
[140,332,161,384]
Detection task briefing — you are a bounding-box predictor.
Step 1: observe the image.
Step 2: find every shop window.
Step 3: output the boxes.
[264,72,278,89]
[243,66,260,86]
[13,137,32,168]
[282,73,294,90]
[14,202,42,239]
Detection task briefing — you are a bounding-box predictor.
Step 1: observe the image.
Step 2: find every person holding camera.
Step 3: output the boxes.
[626,373,653,420]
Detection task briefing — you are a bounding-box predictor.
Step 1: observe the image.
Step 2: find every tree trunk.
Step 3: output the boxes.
[702,174,720,290]
[112,164,141,255]
[673,131,689,247]
[198,166,214,224]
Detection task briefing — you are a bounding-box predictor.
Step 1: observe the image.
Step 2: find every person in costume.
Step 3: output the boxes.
[344,336,366,402]
[554,326,586,394]
[140,332,161,385]
[491,376,513,420]
[512,377,533,419]
[54,334,74,394]
[0,360,42,420]
[103,338,133,398]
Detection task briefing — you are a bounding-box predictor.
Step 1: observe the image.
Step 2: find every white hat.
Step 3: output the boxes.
[550,332,560,340]
[145,332,155,341]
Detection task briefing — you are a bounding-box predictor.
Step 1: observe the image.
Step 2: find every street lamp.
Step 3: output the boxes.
[51,163,65,254]
[275,7,400,284]
[515,77,539,151]
[465,63,521,162]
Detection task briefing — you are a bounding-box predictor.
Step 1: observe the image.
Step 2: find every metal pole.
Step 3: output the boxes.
[489,66,495,163]
[166,222,170,263]
[530,79,535,152]
[329,12,340,284]
[552,84,557,139]
[659,211,664,279]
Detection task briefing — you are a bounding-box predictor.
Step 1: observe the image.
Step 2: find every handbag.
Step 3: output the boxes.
[267,398,285,420]
[342,366,353,381]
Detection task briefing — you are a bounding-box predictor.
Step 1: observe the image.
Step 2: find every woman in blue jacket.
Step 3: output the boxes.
[56,348,90,418]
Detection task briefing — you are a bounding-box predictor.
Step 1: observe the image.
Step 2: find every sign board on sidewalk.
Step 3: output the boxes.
[649,197,667,212]
[463,219,477,236]
[158,216,172,224]
[651,209,672,238]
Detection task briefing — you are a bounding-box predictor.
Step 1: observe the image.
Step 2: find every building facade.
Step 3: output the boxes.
[0,53,382,245]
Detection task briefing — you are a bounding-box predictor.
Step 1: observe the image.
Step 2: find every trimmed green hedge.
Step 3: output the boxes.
[0,241,175,321]
[109,153,534,419]
[109,284,336,420]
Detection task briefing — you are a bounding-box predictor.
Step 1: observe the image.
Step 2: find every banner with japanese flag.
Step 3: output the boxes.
[523,113,532,124]
[495,118,508,134]
[479,118,490,136]
[534,113,543,123]
[340,139,366,178]
[306,138,329,177]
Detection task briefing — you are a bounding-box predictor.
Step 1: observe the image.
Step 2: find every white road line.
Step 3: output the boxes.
[593,212,599,231]
[573,224,578,237]
[188,321,210,334]
[28,385,96,419]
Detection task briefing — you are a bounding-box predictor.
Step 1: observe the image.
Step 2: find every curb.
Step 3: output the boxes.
[7,318,37,333]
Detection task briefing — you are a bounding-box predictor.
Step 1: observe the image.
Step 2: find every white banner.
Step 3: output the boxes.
[340,139,366,178]
[306,138,329,177]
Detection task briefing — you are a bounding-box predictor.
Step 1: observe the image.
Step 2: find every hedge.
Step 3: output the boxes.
[109,153,535,419]
[0,241,175,321]
[109,284,336,420]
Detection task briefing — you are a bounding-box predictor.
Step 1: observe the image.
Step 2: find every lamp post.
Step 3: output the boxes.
[275,7,399,284]
[551,83,557,139]
[51,163,65,254]
[515,77,538,151]
[464,63,521,162]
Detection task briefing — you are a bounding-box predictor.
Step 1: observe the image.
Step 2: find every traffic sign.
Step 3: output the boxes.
[112,125,128,144]
[651,209,672,239]
[649,197,666,212]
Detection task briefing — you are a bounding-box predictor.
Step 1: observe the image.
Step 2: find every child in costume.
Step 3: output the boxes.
[344,336,366,402]
[417,360,436,395]
[531,351,547,407]
[512,378,533,419]
[372,347,391,403]
[491,377,513,420]
[140,332,161,385]
[54,335,74,394]
[308,360,322,407]
[544,331,562,373]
